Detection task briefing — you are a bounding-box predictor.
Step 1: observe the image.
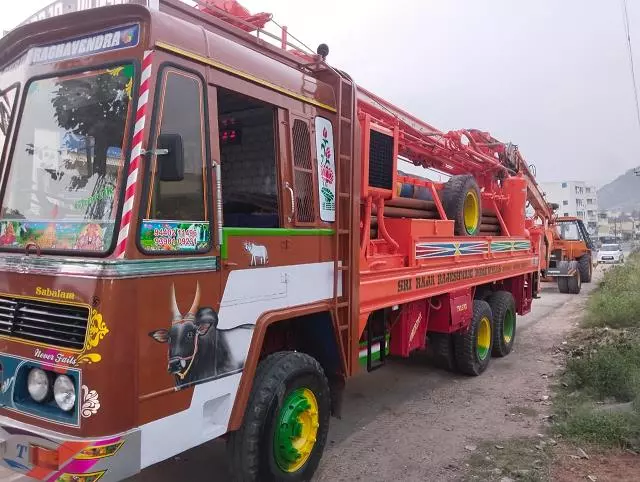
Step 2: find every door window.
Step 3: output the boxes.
[140,67,211,253]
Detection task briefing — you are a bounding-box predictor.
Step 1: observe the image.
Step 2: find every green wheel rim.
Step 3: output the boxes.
[503,309,515,344]
[476,316,491,360]
[273,388,319,473]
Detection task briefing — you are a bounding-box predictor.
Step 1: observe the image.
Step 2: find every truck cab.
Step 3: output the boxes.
[0,2,347,480]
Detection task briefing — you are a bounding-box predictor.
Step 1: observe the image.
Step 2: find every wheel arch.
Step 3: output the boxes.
[228,303,343,431]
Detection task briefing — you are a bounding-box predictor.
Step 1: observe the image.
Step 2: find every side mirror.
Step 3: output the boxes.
[157,133,184,182]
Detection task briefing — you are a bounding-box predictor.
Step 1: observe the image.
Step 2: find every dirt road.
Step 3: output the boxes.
[1,272,598,482]
[315,280,593,482]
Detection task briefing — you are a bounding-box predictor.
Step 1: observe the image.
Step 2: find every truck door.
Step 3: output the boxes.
[138,57,228,408]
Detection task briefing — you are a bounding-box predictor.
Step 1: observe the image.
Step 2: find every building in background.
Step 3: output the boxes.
[604,211,640,241]
[541,181,598,235]
[597,211,610,239]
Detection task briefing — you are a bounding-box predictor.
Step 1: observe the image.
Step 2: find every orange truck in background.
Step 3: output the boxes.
[537,215,595,294]
[0,2,562,481]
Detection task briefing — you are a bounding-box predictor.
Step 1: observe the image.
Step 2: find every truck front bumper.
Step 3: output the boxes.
[0,415,140,482]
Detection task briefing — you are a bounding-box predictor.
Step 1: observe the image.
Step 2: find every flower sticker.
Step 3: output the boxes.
[321,165,334,184]
[315,118,336,222]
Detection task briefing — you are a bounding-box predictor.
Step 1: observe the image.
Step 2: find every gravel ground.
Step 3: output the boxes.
[314,277,596,482]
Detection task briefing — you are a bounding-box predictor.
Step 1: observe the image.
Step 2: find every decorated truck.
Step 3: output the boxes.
[0,1,553,481]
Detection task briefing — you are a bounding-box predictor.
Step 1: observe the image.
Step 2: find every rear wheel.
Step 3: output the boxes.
[557,277,568,293]
[567,261,582,294]
[487,291,516,357]
[578,255,592,283]
[227,352,330,482]
[454,300,493,376]
[441,175,482,236]
[557,261,569,293]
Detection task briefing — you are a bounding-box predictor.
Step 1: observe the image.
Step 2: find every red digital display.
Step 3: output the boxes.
[220,118,242,145]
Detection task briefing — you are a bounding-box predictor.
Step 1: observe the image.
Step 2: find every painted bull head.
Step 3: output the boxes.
[149,283,218,380]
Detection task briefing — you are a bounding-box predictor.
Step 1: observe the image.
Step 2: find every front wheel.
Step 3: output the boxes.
[227,352,331,482]
[577,255,592,283]
[567,260,582,294]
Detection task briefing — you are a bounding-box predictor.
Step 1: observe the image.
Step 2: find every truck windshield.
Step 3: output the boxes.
[558,222,581,241]
[0,65,134,252]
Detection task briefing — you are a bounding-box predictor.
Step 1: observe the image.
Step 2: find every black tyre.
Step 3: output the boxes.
[567,261,582,294]
[557,277,569,293]
[557,261,569,293]
[487,291,516,357]
[577,255,592,283]
[454,300,493,376]
[227,352,331,482]
[441,175,482,236]
[427,332,456,371]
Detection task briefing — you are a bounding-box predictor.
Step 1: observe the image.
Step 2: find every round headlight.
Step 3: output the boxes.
[53,375,76,412]
[27,368,50,403]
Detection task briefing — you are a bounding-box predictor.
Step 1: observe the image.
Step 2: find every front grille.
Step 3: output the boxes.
[0,296,89,350]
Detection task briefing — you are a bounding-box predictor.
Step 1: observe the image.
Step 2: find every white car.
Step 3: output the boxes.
[597,243,624,264]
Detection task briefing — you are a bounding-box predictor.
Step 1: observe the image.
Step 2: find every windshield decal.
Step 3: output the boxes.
[0,220,111,251]
[30,24,139,66]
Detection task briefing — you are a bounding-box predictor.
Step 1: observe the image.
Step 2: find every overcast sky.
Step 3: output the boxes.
[3,0,640,187]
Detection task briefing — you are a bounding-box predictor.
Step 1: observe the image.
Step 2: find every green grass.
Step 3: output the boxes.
[559,408,640,447]
[554,254,640,448]
[585,255,640,328]
[566,340,640,402]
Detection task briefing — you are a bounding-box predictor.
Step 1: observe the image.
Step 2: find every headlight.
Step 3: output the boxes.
[53,375,76,412]
[27,368,51,403]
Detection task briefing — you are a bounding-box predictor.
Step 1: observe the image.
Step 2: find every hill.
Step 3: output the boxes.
[597,168,640,212]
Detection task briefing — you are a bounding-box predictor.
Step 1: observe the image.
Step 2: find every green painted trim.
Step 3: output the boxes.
[359,350,383,366]
[221,227,334,259]
[358,336,390,366]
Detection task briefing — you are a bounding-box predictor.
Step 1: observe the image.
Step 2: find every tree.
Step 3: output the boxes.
[51,66,133,220]
[52,67,132,177]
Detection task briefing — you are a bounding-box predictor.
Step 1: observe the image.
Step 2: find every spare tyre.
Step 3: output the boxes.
[441,175,482,236]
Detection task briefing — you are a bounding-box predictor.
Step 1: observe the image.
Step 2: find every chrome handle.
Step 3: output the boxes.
[285,182,295,222]
[214,162,223,248]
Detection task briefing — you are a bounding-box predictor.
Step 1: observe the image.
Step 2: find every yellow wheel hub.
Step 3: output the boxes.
[463,190,480,234]
[274,388,320,473]
[477,316,491,360]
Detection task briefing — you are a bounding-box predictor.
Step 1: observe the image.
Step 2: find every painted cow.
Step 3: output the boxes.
[243,241,268,266]
[149,283,245,387]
